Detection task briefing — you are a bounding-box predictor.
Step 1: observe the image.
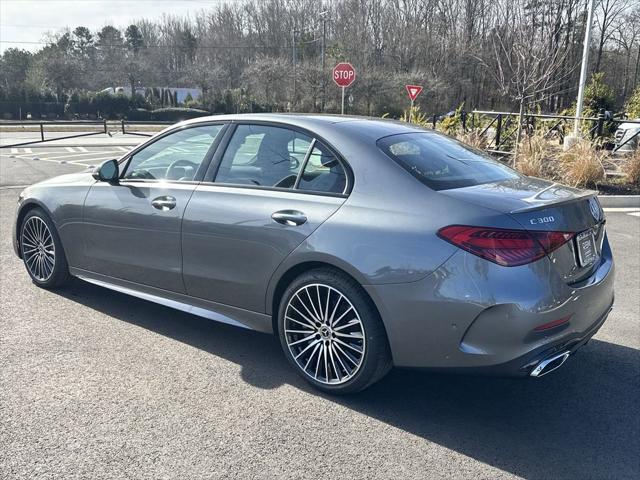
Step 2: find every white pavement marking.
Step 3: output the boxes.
[24,148,32,153]
[65,147,77,152]
[68,156,116,164]
[603,208,640,212]
[78,147,89,152]
[24,150,122,161]
[629,212,640,217]
[11,148,18,154]
[117,146,130,152]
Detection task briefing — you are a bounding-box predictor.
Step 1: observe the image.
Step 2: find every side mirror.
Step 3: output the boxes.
[92,159,119,183]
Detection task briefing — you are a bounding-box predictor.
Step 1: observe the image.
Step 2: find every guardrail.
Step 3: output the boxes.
[0,120,174,148]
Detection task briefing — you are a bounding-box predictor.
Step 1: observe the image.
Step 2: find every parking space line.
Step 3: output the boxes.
[27,151,123,161]
[629,212,640,217]
[117,146,130,152]
[77,147,89,152]
[65,147,77,152]
[68,156,116,164]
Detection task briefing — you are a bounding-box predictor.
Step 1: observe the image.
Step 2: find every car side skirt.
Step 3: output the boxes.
[70,268,273,334]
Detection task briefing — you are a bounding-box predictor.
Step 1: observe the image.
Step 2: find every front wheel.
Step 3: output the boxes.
[278,268,391,394]
[20,208,71,289]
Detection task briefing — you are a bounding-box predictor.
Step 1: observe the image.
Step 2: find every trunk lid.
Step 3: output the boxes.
[440,177,605,282]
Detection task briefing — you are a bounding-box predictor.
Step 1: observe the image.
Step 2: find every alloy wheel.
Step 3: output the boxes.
[21,216,56,282]
[284,283,366,385]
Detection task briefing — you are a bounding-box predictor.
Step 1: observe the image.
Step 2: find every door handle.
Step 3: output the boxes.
[151,196,177,211]
[271,210,307,226]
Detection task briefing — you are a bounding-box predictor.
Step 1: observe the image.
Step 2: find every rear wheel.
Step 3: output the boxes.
[20,208,71,289]
[278,268,391,394]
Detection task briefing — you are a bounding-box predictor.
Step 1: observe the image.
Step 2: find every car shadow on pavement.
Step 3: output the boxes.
[59,279,639,479]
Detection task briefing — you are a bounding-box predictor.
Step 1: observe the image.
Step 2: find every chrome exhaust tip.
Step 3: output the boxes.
[530,351,571,377]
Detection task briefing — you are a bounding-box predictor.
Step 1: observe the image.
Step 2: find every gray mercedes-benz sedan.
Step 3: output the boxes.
[13,114,614,393]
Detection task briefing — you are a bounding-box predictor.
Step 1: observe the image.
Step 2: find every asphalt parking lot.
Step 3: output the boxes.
[1,145,639,479]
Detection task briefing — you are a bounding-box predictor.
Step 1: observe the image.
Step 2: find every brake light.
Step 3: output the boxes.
[437,225,574,267]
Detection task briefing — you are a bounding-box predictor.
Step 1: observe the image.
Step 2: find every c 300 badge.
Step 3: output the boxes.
[530,215,555,225]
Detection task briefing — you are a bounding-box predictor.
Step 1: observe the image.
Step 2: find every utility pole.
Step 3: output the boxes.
[292,29,296,111]
[320,10,328,112]
[574,0,596,136]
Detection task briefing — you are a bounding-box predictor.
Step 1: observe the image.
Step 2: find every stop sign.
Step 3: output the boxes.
[333,62,356,87]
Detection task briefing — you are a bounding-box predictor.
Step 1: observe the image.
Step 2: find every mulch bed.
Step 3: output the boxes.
[598,182,640,195]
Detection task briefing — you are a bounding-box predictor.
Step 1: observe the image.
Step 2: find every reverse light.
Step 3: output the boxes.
[437,225,574,267]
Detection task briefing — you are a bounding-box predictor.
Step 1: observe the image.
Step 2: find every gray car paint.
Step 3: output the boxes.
[13,113,614,374]
[82,181,198,293]
[182,185,345,311]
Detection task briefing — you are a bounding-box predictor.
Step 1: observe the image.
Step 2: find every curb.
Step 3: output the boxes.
[598,195,640,208]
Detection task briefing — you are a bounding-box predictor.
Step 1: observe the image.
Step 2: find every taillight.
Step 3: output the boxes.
[437,225,574,267]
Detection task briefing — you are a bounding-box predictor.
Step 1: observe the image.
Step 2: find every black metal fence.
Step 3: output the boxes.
[466,110,640,155]
[2,115,639,153]
[0,120,173,148]
[120,120,173,137]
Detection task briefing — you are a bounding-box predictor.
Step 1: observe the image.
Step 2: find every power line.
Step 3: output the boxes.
[0,39,291,50]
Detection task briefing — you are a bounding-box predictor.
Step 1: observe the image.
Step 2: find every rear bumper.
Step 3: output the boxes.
[364,235,615,373]
[436,301,612,377]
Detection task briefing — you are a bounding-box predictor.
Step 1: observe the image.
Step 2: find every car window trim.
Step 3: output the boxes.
[205,120,353,197]
[196,181,348,199]
[293,138,316,190]
[203,123,239,183]
[119,121,229,183]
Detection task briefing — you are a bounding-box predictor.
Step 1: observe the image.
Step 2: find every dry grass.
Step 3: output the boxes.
[455,130,487,150]
[559,141,606,188]
[514,134,549,178]
[622,149,640,185]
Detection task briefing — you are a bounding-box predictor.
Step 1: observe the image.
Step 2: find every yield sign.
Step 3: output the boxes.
[405,85,423,101]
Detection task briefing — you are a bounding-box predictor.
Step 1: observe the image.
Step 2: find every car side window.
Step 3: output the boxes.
[215,125,312,188]
[123,125,223,181]
[298,143,347,194]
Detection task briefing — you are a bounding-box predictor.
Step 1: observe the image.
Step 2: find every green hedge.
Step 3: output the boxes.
[150,107,210,121]
[0,101,64,119]
[126,108,153,121]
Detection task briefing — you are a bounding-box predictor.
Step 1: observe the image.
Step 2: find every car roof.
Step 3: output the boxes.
[180,113,426,140]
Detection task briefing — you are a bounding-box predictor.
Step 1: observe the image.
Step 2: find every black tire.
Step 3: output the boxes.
[278,268,392,394]
[20,208,71,289]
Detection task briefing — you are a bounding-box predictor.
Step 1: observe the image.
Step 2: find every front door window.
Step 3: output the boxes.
[123,125,223,181]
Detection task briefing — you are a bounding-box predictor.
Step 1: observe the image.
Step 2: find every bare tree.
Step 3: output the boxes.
[594,0,631,73]
[2,0,638,117]
[478,1,575,153]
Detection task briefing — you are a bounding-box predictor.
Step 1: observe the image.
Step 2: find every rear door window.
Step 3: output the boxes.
[377,132,519,190]
[298,143,347,194]
[215,124,311,189]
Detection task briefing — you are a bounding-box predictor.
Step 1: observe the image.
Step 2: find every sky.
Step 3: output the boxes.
[0,0,236,54]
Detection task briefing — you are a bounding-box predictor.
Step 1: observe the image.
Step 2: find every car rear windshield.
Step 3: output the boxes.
[377,132,519,191]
